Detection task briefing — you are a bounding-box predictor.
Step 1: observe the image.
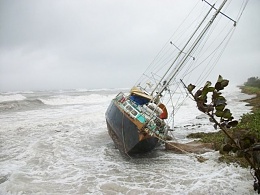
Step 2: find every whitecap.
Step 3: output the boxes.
[0,94,27,103]
[40,94,116,106]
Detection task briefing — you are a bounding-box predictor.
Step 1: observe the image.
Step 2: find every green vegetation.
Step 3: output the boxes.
[187,76,260,167]
[235,109,260,140]
[244,77,260,88]
[187,131,224,150]
[240,85,260,112]
[242,86,260,94]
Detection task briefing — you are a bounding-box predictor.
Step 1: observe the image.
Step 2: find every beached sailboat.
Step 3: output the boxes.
[105,0,247,155]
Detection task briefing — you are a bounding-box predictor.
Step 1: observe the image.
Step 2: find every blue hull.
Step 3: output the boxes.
[105,100,159,155]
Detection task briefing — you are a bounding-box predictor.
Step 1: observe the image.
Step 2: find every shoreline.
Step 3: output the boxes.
[185,85,260,167]
[239,86,260,112]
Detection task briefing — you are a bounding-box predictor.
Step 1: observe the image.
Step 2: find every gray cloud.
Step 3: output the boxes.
[0,0,259,92]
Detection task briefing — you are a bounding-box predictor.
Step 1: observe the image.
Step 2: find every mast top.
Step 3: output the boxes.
[203,0,237,26]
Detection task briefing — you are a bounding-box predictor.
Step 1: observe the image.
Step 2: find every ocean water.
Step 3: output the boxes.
[0,87,256,195]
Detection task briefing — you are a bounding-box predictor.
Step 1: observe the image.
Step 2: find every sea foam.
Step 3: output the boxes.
[0,94,27,103]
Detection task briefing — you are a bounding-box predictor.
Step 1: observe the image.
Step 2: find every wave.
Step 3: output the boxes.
[0,94,27,103]
[40,94,115,106]
[0,91,35,95]
[0,91,118,111]
[0,99,45,112]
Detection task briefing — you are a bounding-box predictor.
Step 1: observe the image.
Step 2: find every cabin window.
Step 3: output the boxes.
[126,105,133,112]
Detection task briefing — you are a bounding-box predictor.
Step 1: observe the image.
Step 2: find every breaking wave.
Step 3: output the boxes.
[0,94,27,103]
[0,87,256,194]
[0,99,45,112]
[0,91,117,112]
[40,94,116,106]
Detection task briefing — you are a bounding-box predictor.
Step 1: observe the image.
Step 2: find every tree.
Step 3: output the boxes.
[244,77,260,88]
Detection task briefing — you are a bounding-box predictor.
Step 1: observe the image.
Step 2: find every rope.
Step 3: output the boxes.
[150,131,208,162]
[152,132,190,154]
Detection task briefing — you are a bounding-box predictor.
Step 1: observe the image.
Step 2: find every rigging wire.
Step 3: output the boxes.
[161,1,249,123]
[137,0,249,90]
[182,25,235,87]
[177,0,248,88]
[136,1,211,91]
[135,1,202,86]
[136,0,250,124]
[182,8,232,82]
[236,0,249,23]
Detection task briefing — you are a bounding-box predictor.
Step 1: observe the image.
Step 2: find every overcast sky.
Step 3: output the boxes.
[0,0,259,92]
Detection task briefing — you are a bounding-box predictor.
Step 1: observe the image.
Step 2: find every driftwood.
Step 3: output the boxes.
[165,141,215,154]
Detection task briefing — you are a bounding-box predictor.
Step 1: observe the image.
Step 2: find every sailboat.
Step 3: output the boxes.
[105,0,247,155]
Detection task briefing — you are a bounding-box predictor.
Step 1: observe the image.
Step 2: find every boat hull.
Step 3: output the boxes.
[105,100,159,155]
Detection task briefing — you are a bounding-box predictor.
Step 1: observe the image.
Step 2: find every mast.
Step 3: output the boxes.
[153,0,229,100]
